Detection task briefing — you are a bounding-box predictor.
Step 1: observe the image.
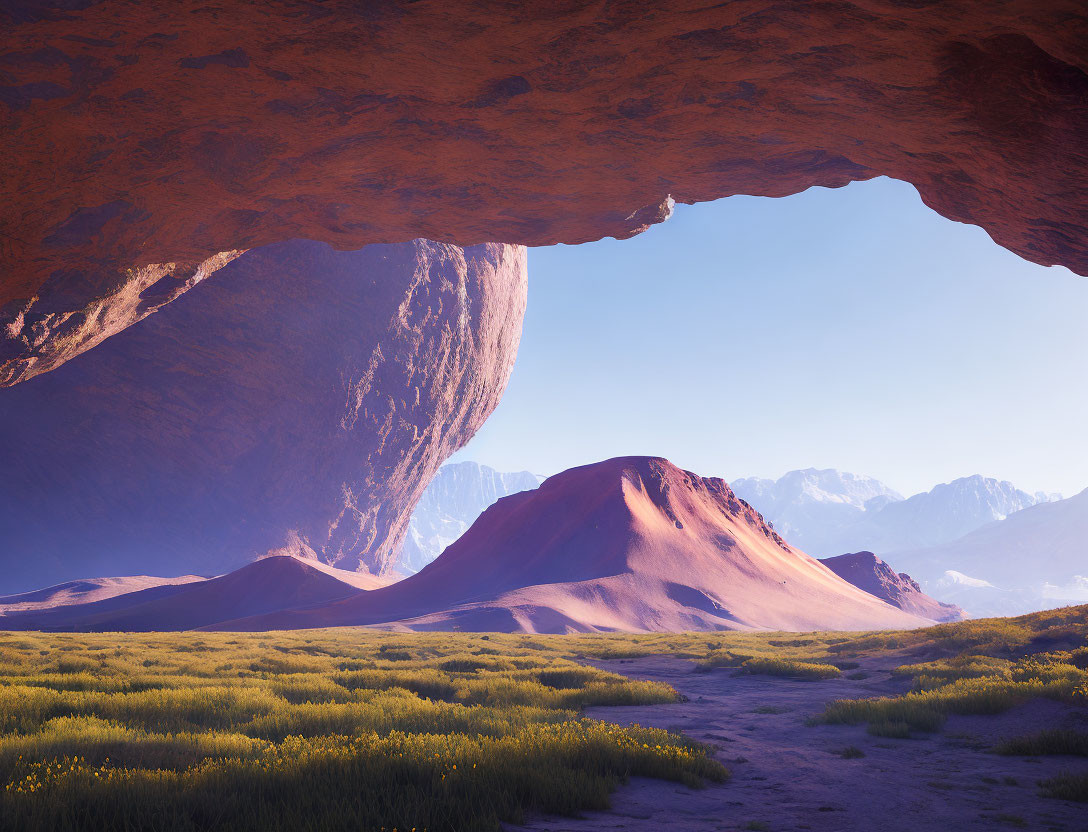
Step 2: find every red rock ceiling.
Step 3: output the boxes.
[2,1,1085,340]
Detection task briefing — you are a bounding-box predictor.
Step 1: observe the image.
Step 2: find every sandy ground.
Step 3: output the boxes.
[507,655,1088,832]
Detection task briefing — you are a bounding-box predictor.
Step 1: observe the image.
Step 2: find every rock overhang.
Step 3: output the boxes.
[2,0,1085,323]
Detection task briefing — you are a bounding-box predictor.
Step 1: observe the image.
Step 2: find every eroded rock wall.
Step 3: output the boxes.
[1,1,1085,385]
[0,240,527,591]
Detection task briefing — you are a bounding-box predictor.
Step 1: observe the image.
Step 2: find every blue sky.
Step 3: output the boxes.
[450,177,1088,497]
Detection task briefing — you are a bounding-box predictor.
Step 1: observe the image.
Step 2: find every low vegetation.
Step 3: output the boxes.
[810,607,1088,740]
[0,604,1085,826]
[1039,772,1088,802]
[0,631,725,831]
[696,653,840,680]
[994,730,1088,757]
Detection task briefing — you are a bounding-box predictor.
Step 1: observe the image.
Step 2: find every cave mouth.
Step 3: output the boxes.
[0,174,1083,596]
[446,176,1086,511]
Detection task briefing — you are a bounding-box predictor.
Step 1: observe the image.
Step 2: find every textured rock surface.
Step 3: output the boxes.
[819,551,965,623]
[218,457,932,633]
[2,0,1087,383]
[0,239,527,592]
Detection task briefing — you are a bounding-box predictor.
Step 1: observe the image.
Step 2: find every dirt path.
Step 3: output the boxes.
[507,655,1088,832]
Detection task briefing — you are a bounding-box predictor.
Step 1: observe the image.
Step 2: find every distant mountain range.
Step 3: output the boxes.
[731,470,904,553]
[732,468,1079,617]
[396,462,543,572]
[888,488,1088,617]
[731,469,1060,555]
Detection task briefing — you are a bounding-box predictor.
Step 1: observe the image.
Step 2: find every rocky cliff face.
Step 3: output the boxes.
[0,240,527,592]
[819,552,965,623]
[2,0,1087,384]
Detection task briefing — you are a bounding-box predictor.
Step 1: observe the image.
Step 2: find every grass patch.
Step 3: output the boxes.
[1039,772,1088,802]
[0,631,726,831]
[995,730,1088,757]
[816,639,1088,737]
[714,657,840,680]
[0,605,1083,827]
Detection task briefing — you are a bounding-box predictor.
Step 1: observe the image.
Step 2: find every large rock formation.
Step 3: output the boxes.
[0,240,527,592]
[215,457,934,633]
[2,1,1087,383]
[819,551,965,623]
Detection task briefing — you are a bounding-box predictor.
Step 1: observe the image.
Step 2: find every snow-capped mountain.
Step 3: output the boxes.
[396,462,544,573]
[855,475,1052,552]
[731,469,902,554]
[733,470,1061,558]
[889,488,1088,617]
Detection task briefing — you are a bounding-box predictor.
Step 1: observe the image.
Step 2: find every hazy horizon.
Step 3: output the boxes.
[439,456,1081,503]
[449,177,1088,497]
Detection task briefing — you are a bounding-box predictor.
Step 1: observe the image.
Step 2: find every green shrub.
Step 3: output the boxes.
[739,658,840,680]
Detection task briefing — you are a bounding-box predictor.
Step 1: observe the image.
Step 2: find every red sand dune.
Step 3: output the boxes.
[1,556,391,632]
[819,551,965,623]
[0,575,205,615]
[218,458,933,633]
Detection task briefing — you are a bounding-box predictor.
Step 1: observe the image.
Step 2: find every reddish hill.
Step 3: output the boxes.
[1,556,391,632]
[0,575,205,615]
[819,552,966,623]
[219,458,932,633]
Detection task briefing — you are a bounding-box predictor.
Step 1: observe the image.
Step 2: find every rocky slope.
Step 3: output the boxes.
[396,462,543,573]
[3,1,1086,384]
[215,457,933,633]
[0,240,526,591]
[819,552,965,623]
